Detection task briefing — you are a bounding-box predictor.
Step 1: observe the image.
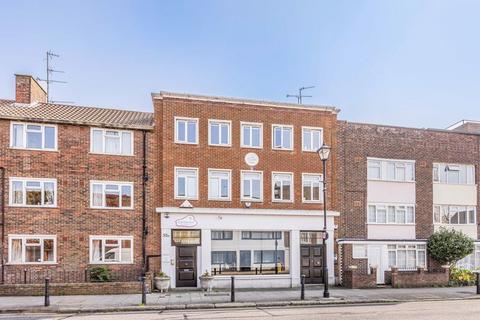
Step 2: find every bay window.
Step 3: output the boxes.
[433,163,475,185]
[9,178,56,207]
[90,236,133,264]
[8,235,56,264]
[11,122,57,150]
[367,158,415,182]
[90,181,133,209]
[91,128,133,155]
[368,204,415,224]
[433,205,476,225]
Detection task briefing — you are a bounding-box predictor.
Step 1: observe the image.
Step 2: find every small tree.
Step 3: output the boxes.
[427,228,474,266]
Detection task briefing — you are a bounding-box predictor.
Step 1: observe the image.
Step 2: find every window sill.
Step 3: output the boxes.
[271,148,294,151]
[367,223,416,226]
[89,152,134,157]
[6,262,57,265]
[208,144,232,148]
[240,145,263,150]
[433,182,477,186]
[240,199,263,203]
[9,147,58,152]
[89,207,135,210]
[433,223,476,226]
[367,179,415,183]
[89,262,134,265]
[9,205,57,209]
[302,200,324,204]
[174,141,199,145]
[174,197,198,201]
[208,198,232,202]
[272,200,294,203]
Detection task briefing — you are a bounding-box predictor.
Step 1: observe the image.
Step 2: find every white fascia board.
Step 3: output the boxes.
[156,206,340,217]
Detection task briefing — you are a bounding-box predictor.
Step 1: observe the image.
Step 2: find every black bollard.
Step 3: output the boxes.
[300,274,305,300]
[141,276,147,305]
[44,277,50,307]
[230,276,235,302]
[476,272,480,295]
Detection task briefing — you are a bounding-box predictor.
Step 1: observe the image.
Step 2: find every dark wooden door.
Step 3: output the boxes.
[300,245,323,284]
[176,246,197,287]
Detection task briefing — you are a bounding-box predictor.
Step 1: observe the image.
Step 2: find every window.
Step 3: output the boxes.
[90,236,133,264]
[90,181,133,209]
[272,125,293,150]
[367,159,415,182]
[11,122,57,150]
[433,163,475,185]
[241,231,282,240]
[302,174,323,203]
[456,245,480,270]
[208,120,231,146]
[388,244,426,270]
[241,122,262,148]
[9,178,56,207]
[352,244,368,259]
[175,117,198,144]
[241,171,263,201]
[175,168,198,199]
[91,128,133,155]
[210,230,290,275]
[368,204,415,224]
[8,235,56,264]
[433,205,476,225]
[211,231,233,240]
[208,169,231,200]
[272,172,293,202]
[302,127,323,152]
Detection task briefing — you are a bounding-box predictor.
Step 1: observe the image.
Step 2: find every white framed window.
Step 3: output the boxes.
[8,235,56,264]
[208,120,231,147]
[241,122,263,149]
[89,236,133,264]
[272,172,293,202]
[175,117,198,144]
[456,244,480,270]
[90,181,133,209]
[352,244,368,259]
[175,167,198,199]
[388,244,426,270]
[367,158,415,182]
[9,178,57,207]
[272,125,293,150]
[91,128,133,155]
[433,205,476,225]
[10,122,57,151]
[368,204,415,224]
[433,163,475,185]
[241,170,263,202]
[302,173,323,203]
[208,169,231,201]
[302,127,323,152]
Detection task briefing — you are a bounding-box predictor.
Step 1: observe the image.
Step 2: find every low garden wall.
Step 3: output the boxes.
[386,267,450,288]
[343,266,377,289]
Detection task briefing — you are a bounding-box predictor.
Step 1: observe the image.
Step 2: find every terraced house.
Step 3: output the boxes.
[0,75,160,285]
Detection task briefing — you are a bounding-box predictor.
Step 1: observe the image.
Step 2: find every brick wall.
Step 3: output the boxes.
[343,266,377,289]
[387,267,449,288]
[14,75,47,104]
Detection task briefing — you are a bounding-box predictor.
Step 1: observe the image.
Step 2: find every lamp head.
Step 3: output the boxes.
[317,144,331,161]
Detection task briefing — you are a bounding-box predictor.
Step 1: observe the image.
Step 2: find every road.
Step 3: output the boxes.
[0,299,478,320]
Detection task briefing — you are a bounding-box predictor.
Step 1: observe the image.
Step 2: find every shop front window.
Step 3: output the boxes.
[210,230,290,275]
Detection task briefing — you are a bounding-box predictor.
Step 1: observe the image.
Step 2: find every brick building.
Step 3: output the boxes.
[0,75,160,284]
[337,121,480,285]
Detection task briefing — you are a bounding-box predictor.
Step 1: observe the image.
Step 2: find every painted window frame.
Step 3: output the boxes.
[90,180,134,209]
[352,244,368,259]
[367,203,415,224]
[433,163,475,185]
[301,126,323,152]
[367,158,415,182]
[240,170,263,202]
[9,177,57,208]
[89,235,134,264]
[10,122,58,151]
[174,117,199,145]
[8,235,57,265]
[208,169,232,201]
[271,172,294,203]
[240,122,263,149]
[208,119,231,147]
[387,244,426,271]
[433,205,476,225]
[174,167,199,200]
[302,173,323,203]
[90,128,134,156]
[211,230,233,240]
[271,124,294,151]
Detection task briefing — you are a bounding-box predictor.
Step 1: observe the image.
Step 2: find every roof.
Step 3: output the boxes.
[446,119,480,132]
[152,91,340,114]
[0,99,153,130]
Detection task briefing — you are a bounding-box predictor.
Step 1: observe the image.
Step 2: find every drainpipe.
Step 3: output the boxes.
[0,167,5,284]
[141,131,149,277]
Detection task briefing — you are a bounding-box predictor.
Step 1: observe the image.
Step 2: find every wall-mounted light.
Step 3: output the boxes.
[245,202,252,208]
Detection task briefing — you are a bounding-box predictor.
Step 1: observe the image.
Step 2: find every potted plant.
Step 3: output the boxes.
[199,270,215,292]
[154,271,171,292]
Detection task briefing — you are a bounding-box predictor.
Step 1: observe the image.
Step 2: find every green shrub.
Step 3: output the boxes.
[427,228,474,265]
[89,266,112,282]
[450,267,476,286]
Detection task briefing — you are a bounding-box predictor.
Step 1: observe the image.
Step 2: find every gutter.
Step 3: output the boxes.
[141,131,148,276]
[0,167,5,284]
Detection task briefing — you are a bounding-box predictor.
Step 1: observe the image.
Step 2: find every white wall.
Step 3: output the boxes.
[433,184,477,206]
[434,224,477,239]
[368,225,416,240]
[367,181,416,204]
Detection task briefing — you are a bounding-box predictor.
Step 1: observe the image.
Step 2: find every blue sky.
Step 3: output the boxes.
[1,0,479,128]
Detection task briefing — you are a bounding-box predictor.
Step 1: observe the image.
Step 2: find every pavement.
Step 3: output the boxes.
[0,286,477,314]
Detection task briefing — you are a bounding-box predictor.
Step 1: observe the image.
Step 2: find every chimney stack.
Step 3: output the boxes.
[15,74,47,104]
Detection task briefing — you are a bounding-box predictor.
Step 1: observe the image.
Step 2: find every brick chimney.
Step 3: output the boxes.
[15,74,47,104]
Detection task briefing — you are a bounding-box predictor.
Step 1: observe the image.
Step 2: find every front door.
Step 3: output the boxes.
[176,246,197,287]
[368,245,384,284]
[300,245,323,284]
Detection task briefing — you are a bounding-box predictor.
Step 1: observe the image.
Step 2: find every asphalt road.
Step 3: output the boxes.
[1,299,478,320]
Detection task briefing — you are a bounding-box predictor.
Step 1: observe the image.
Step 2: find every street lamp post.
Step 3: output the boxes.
[317,144,331,298]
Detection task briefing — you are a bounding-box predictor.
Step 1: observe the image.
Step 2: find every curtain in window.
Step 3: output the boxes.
[11,239,22,262]
[92,184,103,207]
[92,239,102,262]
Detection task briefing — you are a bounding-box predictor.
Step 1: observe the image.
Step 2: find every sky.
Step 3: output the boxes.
[0,0,479,129]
